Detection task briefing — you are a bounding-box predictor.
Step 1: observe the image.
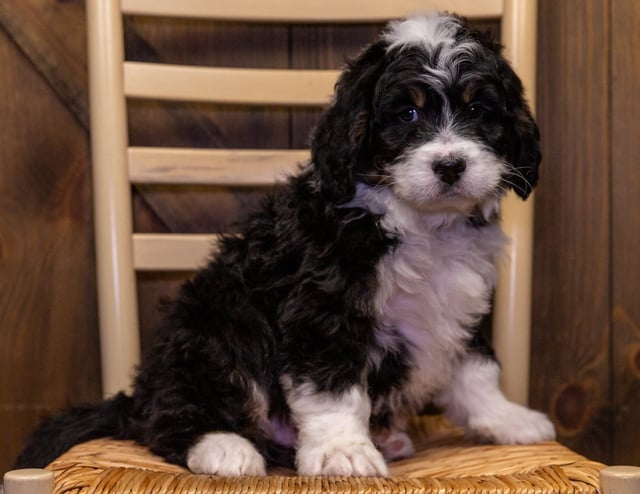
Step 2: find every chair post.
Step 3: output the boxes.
[86,0,141,397]
[600,466,640,494]
[3,469,54,494]
[492,0,538,406]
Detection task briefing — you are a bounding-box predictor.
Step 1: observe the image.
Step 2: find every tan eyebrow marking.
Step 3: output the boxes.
[409,86,426,108]
[462,83,477,105]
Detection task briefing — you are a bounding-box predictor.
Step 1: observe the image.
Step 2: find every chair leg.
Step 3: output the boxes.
[599,465,640,494]
[3,469,54,494]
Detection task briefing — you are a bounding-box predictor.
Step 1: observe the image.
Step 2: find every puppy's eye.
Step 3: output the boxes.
[468,103,489,117]
[397,107,420,124]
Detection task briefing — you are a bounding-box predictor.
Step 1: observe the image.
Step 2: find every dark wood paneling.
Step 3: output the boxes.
[0,23,100,473]
[610,1,640,466]
[0,0,88,128]
[290,24,381,148]
[531,0,612,462]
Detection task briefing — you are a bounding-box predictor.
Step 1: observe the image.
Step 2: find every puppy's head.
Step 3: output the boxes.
[311,13,540,216]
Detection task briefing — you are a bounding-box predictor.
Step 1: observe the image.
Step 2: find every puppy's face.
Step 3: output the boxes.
[312,13,540,215]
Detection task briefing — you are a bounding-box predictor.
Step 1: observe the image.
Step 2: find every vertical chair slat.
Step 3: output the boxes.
[87,0,141,397]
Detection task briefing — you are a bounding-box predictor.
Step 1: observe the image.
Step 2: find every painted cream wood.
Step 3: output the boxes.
[3,469,54,494]
[86,0,140,396]
[120,0,503,22]
[133,234,218,271]
[128,148,308,186]
[492,0,538,406]
[124,63,339,106]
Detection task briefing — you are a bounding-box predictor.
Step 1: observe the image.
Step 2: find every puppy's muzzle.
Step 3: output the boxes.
[432,158,467,185]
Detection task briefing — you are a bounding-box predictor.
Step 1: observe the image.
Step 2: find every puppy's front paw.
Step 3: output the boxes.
[469,403,556,445]
[297,437,388,477]
[187,432,267,476]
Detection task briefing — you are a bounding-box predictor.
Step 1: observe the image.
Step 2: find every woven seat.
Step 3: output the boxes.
[47,417,603,494]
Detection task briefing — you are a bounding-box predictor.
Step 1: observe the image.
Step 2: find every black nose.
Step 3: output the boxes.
[432,158,466,185]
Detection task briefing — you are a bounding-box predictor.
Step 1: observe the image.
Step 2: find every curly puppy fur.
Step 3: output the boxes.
[16,12,555,477]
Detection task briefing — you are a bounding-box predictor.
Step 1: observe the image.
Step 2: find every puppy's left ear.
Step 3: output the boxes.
[310,41,389,204]
[498,58,541,200]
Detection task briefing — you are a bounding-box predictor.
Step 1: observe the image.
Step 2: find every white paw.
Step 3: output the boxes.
[468,403,556,445]
[187,432,266,476]
[374,430,416,461]
[297,436,388,477]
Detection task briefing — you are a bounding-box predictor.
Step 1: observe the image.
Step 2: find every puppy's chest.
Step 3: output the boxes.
[371,224,504,402]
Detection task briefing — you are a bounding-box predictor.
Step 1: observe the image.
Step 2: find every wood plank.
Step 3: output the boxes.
[133,234,218,271]
[0,409,51,475]
[0,0,89,128]
[0,25,101,474]
[610,0,640,466]
[122,0,503,22]
[129,147,308,185]
[124,62,338,106]
[531,0,611,463]
[290,24,381,147]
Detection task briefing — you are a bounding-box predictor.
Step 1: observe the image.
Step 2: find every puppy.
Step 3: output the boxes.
[16,12,555,477]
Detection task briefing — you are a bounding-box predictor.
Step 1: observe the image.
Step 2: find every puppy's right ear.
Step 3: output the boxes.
[310,41,388,204]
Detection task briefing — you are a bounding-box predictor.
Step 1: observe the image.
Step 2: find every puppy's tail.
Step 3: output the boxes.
[13,392,133,469]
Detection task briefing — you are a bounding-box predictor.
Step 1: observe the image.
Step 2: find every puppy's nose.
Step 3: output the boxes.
[432,158,466,185]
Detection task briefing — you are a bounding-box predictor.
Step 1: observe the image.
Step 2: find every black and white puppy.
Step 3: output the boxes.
[16,12,555,477]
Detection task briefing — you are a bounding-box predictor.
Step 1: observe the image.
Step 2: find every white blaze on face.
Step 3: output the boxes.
[383,13,462,53]
[383,13,482,92]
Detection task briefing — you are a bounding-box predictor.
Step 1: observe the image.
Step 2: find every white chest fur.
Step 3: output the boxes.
[351,186,508,413]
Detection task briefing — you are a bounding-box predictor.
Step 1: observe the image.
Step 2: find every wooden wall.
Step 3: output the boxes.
[530,0,640,465]
[1,0,638,474]
[0,0,101,474]
[609,1,640,466]
[531,0,613,462]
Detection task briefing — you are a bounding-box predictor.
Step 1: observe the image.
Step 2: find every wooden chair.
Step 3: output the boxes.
[5,0,640,493]
[93,0,536,406]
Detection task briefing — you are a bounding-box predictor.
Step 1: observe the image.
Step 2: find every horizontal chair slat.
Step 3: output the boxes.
[121,0,503,22]
[133,233,219,271]
[124,62,338,106]
[128,148,309,185]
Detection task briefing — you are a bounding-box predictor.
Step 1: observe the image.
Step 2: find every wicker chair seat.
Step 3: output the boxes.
[47,416,604,494]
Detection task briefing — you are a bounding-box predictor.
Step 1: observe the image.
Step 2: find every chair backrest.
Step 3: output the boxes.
[86,0,538,404]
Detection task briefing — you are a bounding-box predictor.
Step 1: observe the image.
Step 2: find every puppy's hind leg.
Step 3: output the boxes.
[177,381,270,476]
[187,432,267,476]
[435,355,556,445]
[184,379,271,476]
[185,381,270,476]
[136,340,273,476]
